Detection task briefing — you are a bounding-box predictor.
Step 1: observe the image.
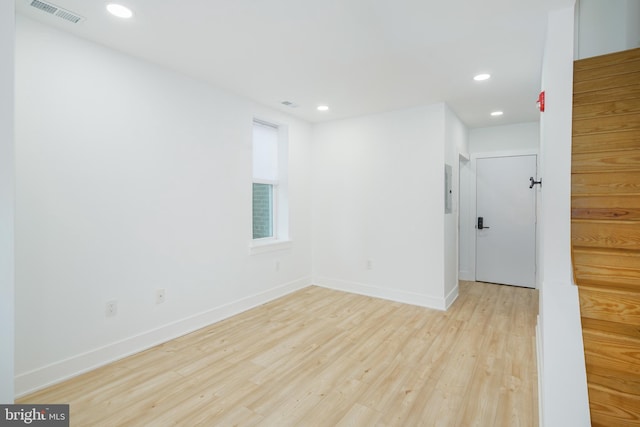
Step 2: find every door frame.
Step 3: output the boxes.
[463,149,539,287]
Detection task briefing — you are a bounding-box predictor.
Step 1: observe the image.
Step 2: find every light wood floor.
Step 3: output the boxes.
[19,281,539,426]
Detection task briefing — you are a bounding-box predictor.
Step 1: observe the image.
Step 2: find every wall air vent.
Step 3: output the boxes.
[29,0,84,24]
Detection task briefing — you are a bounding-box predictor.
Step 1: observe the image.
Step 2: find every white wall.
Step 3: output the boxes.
[312,103,460,309]
[469,122,539,154]
[459,122,539,281]
[538,5,591,427]
[576,0,640,59]
[14,16,313,396]
[627,0,640,49]
[0,0,15,404]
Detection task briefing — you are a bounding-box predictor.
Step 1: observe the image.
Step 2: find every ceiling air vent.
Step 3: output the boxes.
[29,0,84,24]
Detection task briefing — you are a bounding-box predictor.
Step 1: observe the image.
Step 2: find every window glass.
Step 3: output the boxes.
[252,183,273,239]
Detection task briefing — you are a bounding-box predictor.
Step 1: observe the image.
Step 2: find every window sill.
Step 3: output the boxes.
[249,239,292,255]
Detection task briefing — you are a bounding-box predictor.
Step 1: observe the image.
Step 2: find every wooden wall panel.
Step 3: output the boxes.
[574,58,640,81]
[573,115,640,136]
[572,130,640,153]
[573,84,640,106]
[572,149,640,172]
[588,384,640,427]
[572,171,640,194]
[582,318,640,341]
[572,220,640,250]
[582,331,640,379]
[572,208,640,221]
[574,73,640,94]
[579,287,640,325]
[573,248,640,271]
[574,263,640,291]
[572,47,640,426]
[573,99,640,120]
[574,48,640,71]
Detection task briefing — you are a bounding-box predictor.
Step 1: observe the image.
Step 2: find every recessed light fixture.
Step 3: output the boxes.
[491,111,504,117]
[106,3,133,19]
[474,73,491,81]
[317,105,329,112]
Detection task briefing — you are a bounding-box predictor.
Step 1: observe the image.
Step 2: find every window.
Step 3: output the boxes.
[252,119,288,244]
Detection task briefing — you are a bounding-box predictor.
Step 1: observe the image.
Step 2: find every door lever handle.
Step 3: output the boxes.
[477,217,490,230]
[529,177,542,189]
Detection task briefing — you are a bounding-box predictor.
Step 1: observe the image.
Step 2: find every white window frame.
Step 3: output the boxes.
[250,118,291,254]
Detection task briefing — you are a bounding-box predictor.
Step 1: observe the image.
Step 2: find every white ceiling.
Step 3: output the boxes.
[16,0,574,128]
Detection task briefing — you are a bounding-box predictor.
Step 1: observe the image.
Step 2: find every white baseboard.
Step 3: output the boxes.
[314,276,449,311]
[536,315,544,427]
[444,284,459,309]
[15,276,311,398]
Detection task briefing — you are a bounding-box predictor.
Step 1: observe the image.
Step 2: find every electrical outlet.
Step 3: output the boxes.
[156,288,165,304]
[106,301,117,317]
[366,260,373,270]
[275,260,280,271]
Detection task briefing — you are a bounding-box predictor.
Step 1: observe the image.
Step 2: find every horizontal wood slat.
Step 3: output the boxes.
[572,220,640,250]
[574,48,640,71]
[587,384,640,427]
[574,262,640,291]
[578,288,640,325]
[572,207,640,221]
[581,318,640,342]
[585,361,640,402]
[573,99,640,120]
[572,130,640,153]
[573,84,640,106]
[574,73,640,94]
[574,58,640,82]
[572,194,640,209]
[572,172,640,194]
[582,330,640,376]
[572,149,640,172]
[573,247,640,268]
[573,114,640,135]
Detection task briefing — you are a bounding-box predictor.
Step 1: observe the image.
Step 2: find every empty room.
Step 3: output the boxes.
[1,0,639,426]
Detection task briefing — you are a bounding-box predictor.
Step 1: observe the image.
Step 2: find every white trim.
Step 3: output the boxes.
[471,148,539,160]
[15,276,312,397]
[444,284,459,309]
[314,276,450,311]
[252,117,289,245]
[253,178,278,186]
[249,238,292,255]
[536,315,544,427]
[253,118,279,129]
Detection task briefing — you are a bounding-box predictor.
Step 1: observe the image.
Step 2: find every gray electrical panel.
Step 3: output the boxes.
[445,164,452,214]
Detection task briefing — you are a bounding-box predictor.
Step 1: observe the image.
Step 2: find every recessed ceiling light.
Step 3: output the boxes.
[491,111,504,116]
[106,3,133,19]
[474,73,491,81]
[317,105,329,112]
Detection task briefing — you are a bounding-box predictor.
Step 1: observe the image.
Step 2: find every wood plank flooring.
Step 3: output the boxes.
[18,281,539,426]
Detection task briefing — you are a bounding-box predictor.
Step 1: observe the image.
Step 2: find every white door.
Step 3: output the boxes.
[476,155,537,288]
